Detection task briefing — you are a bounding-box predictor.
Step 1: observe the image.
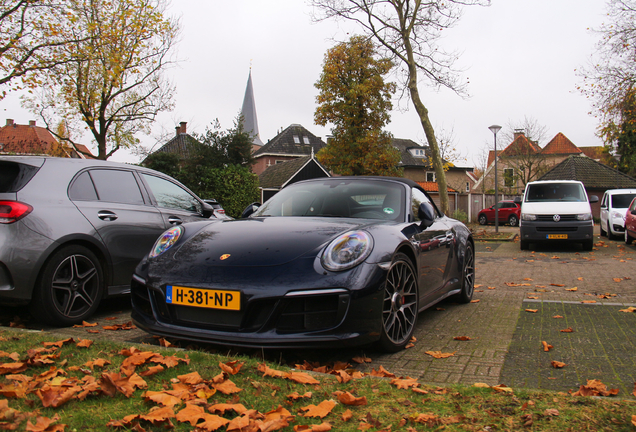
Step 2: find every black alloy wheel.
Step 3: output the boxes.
[31,245,104,326]
[453,243,475,303]
[379,253,418,352]
[478,214,487,225]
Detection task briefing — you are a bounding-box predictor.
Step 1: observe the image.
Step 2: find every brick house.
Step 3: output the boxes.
[0,119,93,158]
[474,131,607,195]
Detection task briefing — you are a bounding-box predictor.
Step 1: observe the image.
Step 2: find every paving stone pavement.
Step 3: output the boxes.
[2,228,636,397]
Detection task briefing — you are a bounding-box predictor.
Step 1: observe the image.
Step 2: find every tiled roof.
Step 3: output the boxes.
[153,133,202,159]
[254,124,325,157]
[417,181,457,193]
[488,134,541,166]
[541,132,582,155]
[258,156,330,189]
[0,120,59,155]
[579,146,605,160]
[392,138,430,167]
[539,155,636,188]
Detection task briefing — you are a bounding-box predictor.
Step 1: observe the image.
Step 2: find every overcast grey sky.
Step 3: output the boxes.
[1,0,609,167]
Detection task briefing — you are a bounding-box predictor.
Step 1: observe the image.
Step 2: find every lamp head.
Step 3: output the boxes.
[488,125,502,135]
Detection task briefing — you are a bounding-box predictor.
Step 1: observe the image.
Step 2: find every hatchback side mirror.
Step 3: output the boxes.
[589,195,599,203]
[418,202,436,228]
[241,202,261,218]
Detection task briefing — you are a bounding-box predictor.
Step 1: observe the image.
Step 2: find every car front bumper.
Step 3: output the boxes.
[519,220,594,243]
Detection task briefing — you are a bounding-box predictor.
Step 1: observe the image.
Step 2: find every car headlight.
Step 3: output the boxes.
[521,213,536,221]
[149,226,183,258]
[321,231,373,272]
[611,211,625,221]
[576,213,593,221]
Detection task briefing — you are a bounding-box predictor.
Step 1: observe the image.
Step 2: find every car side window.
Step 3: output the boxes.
[69,171,98,201]
[601,194,607,208]
[411,188,435,222]
[142,173,202,213]
[89,169,144,204]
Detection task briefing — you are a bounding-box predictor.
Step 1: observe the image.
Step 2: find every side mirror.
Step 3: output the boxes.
[513,196,522,204]
[631,209,636,215]
[589,195,599,203]
[201,202,214,218]
[241,202,261,218]
[418,202,436,228]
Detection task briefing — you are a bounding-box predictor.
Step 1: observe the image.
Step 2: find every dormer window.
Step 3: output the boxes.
[409,148,427,158]
[303,136,310,144]
[293,135,300,144]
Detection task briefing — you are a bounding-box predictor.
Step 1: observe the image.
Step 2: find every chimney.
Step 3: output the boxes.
[513,129,525,140]
[175,126,180,137]
[29,120,36,127]
[179,122,187,135]
[6,119,14,126]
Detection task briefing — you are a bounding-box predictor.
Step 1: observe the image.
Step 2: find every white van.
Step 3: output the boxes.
[516,180,598,251]
[599,188,636,240]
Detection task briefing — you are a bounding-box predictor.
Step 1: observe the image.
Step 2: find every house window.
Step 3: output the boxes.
[466,182,470,192]
[426,171,435,182]
[410,148,426,157]
[303,136,310,144]
[275,160,285,164]
[293,135,300,144]
[503,168,514,187]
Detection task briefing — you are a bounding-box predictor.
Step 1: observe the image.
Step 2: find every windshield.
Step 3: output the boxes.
[525,183,586,202]
[611,193,636,209]
[253,179,405,221]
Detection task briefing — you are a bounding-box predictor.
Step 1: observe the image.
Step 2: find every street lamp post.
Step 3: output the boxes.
[489,125,502,233]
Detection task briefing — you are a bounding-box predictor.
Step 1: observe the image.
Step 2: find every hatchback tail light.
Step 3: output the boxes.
[0,200,33,224]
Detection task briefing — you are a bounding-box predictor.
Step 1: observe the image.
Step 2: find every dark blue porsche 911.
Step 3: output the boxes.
[131,177,475,352]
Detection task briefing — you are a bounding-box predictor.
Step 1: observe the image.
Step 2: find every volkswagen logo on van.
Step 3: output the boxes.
[553,214,561,222]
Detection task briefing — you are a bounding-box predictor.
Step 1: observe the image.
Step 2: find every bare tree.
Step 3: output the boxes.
[311,0,488,214]
[499,116,549,147]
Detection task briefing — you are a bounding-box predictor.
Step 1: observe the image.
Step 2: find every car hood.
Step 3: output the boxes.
[172,217,381,267]
[521,202,591,215]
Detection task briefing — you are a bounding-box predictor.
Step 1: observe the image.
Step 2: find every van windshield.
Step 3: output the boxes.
[525,183,586,202]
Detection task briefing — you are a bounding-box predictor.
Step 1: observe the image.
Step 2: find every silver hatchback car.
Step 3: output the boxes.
[0,156,215,326]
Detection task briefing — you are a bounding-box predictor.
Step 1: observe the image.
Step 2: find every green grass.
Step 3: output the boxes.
[1,328,635,431]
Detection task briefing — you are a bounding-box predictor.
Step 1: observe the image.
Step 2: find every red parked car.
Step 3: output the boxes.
[477,200,521,227]
[625,197,636,245]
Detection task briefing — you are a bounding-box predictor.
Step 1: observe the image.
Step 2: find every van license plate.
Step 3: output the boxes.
[166,286,240,310]
[547,234,568,239]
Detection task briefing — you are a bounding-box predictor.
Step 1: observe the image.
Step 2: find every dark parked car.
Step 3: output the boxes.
[131,177,475,352]
[477,200,521,227]
[0,156,215,326]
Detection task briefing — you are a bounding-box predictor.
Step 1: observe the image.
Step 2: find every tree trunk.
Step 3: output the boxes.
[404,46,450,215]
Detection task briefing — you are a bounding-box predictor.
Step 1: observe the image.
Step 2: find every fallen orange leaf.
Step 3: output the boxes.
[525,309,538,313]
[560,327,574,333]
[335,391,367,406]
[425,351,455,359]
[300,400,337,418]
[541,341,553,352]
[551,361,566,368]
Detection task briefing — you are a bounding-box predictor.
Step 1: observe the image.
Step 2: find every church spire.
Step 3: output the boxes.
[240,69,264,146]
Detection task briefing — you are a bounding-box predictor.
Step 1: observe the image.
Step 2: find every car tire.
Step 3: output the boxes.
[453,243,474,304]
[30,245,104,326]
[508,214,518,227]
[378,253,418,353]
[478,214,487,225]
[606,222,616,240]
[600,223,606,237]
[582,240,594,251]
[520,240,529,250]
[626,229,634,245]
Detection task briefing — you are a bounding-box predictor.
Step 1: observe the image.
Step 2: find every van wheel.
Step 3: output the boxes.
[30,245,104,326]
[582,240,594,251]
[606,222,616,240]
[520,240,529,250]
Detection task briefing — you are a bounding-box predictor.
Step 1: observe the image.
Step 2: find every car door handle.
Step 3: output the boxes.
[168,216,183,225]
[97,211,118,221]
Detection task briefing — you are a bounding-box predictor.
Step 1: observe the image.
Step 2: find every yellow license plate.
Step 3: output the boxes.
[547,234,568,239]
[166,286,240,310]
